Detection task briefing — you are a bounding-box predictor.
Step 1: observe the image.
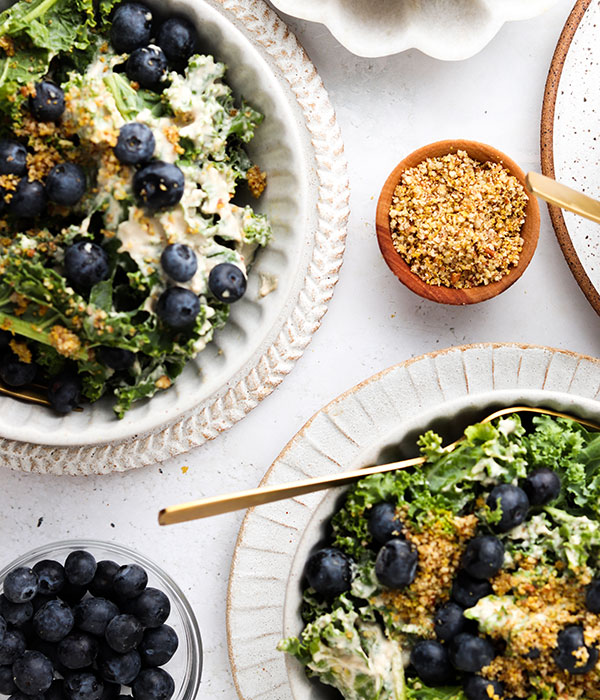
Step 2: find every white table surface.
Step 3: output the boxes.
[1,1,599,697]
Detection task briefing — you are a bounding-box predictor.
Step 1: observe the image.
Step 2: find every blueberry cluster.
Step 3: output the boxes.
[0,551,178,700]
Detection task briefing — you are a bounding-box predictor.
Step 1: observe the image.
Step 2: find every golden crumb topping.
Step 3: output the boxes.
[247,164,267,198]
[9,339,31,364]
[48,325,81,358]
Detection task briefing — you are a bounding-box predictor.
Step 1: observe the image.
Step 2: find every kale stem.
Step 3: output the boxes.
[20,0,61,25]
[0,311,53,346]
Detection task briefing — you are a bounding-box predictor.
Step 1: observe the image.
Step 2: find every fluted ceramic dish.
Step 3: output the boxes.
[270,0,560,60]
[227,342,600,700]
[0,0,349,475]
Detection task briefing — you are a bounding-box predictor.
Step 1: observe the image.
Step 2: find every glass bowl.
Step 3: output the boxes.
[0,540,202,700]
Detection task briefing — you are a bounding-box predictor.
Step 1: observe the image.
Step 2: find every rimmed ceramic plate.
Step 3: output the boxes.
[541,0,600,314]
[227,342,600,700]
[269,0,559,60]
[0,0,349,475]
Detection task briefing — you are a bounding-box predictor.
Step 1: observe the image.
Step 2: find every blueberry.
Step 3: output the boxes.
[0,664,16,695]
[523,467,561,506]
[96,347,136,372]
[9,693,46,700]
[554,625,599,674]
[207,263,247,303]
[126,46,168,92]
[113,565,148,600]
[156,17,198,70]
[105,615,143,654]
[30,81,65,121]
[47,372,81,415]
[74,598,119,636]
[64,672,104,700]
[410,640,454,686]
[486,484,530,533]
[110,3,153,54]
[464,675,506,700]
[128,588,170,628]
[88,562,119,599]
[375,539,418,589]
[33,599,74,642]
[99,648,141,685]
[449,634,495,673]
[586,579,600,613]
[155,287,199,330]
[9,179,46,217]
[434,601,467,642]
[13,651,54,695]
[4,566,38,603]
[304,548,352,597]
[0,629,26,665]
[0,140,27,176]
[114,124,155,166]
[138,625,178,667]
[132,669,174,700]
[0,352,37,387]
[65,551,97,587]
[133,161,184,210]
[160,244,197,283]
[451,570,493,608]
[0,594,33,627]
[461,536,504,580]
[58,632,99,670]
[64,242,110,289]
[368,502,404,546]
[46,163,86,206]
[33,560,66,596]
[0,615,4,644]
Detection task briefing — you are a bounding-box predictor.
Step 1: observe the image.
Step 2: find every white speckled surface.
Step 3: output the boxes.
[0,1,599,699]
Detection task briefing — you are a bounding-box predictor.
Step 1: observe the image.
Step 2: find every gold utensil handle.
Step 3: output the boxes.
[526,171,600,225]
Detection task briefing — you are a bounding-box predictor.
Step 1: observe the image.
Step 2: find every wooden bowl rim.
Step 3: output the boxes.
[375,139,541,305]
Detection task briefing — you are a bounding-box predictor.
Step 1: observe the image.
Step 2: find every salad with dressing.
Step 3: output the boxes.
[279,413,600,700]
[0,0,271,416]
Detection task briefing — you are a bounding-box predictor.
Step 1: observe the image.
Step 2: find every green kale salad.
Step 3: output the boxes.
[279,413,600,700]
[0,0,272,417]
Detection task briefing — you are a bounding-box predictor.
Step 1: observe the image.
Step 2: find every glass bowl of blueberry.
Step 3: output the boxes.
[0,541,202,700]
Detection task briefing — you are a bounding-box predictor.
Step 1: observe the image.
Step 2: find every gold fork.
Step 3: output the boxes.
[0,382,83,411]
[158,406,600,526]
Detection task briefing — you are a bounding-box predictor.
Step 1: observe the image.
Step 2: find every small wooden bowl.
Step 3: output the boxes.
[375,140,541,305]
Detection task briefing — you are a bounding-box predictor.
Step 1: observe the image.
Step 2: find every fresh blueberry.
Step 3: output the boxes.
[0,140,27,176]
[58,632,99,670]
[96,347,136,372]
[99,648,141,685]
[4,567,39,603]
[461,536,504,580]
[586,579,600,613]
[88,562,119,599]
[9,179,46,217]
[47,372,81,415]
[451,570,493,608]
[0,629,26,665]
[410,640,454,687]
[133,161,184,210]
[554,625,599,674]
[138,625,178,667]
[33,560,66,596]
[449,634,495,673]
[434,601,467,642]
[126,46,168,92]
[114,124,155,165]
[128,588,170,628]
[486,484,530,533]
[464,675,506,700]
[113,564,148,600]
[13,651,54,695]
[33,599,74,642]
[304,548,352,597]
[132,668,174,700]
[0,664,17,695]
[110,3,153,54]
[30,81,65,121]
[105,615,143,654]
[0,594,33,627]
[64,672,104,700]
[160,244,197,283]
[0,352,37,387]
[64,241,110,289]
[156,287,200,330]
[523,467,561,506]
[74,598,119,636]
[65,551,97,587]
[46,163,86,206]
[375,539,418,589]
[208,263,247,303]
[156,17,198,69]
[368,502,404,546]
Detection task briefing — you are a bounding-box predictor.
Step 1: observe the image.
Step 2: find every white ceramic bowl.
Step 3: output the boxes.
[270,0,560,60]
[0,0,348,473]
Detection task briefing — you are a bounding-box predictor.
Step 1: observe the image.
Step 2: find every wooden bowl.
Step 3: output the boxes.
[375,139,541,305]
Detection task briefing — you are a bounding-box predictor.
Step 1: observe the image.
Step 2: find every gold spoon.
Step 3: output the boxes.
[526,172,600,225]
[158,406,600,526]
